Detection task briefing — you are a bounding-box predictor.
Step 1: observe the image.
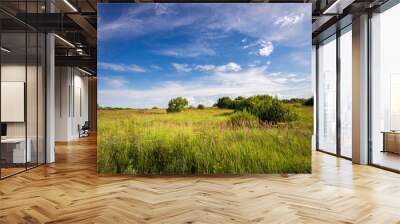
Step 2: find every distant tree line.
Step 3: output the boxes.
[100,95,313,124]
[217,96,313,109]
[98,106,131,110]
[281,97,313,106]
[303,97,314,106]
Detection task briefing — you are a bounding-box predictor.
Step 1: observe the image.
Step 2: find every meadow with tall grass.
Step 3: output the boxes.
[97,105,312,174]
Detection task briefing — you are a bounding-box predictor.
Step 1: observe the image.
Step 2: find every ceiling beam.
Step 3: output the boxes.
[55,55,97,74]
[67,13,97,46]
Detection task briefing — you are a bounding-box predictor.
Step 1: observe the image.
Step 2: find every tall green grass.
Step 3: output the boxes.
[97,107,312,174]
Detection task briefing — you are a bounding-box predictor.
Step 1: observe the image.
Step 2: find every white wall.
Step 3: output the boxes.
[55,67,89,141]
[55,66,70,141]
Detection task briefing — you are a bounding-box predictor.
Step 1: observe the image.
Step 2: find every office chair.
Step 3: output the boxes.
[79,121,90,138]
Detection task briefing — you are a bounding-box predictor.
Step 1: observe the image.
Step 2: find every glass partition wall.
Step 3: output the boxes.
[370,3,400,171]
[0,3,46,179]
[316,26,352,159]
[339,26,352,159]
[317,35,337,154]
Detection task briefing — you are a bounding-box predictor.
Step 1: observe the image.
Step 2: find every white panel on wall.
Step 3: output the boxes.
[390,74,400,130]
[1,82,25,122]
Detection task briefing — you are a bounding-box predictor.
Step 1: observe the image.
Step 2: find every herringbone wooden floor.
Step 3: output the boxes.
[1,136,400,224]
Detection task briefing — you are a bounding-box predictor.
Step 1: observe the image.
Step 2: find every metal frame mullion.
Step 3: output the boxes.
[336,26,341,157]
[25,0,28,171]
[315,44,320,151]
[367,10,373,165]
[36,0,39,167]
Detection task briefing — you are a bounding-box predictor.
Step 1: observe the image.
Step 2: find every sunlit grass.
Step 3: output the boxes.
[97,107,312,174]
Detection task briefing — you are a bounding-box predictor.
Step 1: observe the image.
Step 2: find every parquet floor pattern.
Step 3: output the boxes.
[1,136,400,223]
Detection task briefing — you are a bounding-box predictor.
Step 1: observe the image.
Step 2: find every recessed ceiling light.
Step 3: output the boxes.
[63,0,78,12]
[54,34,75,48]
[78,67,93,76]
[322,0,354,15]
[1,47,11,53]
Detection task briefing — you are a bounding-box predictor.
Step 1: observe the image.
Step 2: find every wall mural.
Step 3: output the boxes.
[97,3,313,174]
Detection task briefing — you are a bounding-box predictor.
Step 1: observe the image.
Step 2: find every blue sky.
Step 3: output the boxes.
[98,3,312,108]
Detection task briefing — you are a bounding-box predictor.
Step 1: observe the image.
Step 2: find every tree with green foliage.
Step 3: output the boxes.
[197,104,205,109]
[303,97,314,106]
[167,97,188,113]
[225,95,299,124]
[248,98,298,124]
[216,96,233,109]
[231,96,248,110]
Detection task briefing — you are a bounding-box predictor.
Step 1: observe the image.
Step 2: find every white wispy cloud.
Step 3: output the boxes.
[99,76,128,89]
[172,63,192,72]
[258,41,274,57]
[99,4,311,47]
[99,4,202,41]
[172,62,241,73]
[274,13,305,28]
[195,64,216,72]
[158,43,215,58]
[214,62,241,73]
[99,62,146,73]
[99,65,311,108]
[290,51,311,66]
[243,39,274,57]
[150,65,162,70]
[247,60,261,68]
[205,4,311,46]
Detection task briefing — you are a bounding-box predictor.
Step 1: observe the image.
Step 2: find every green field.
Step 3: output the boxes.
[97,106,312,174]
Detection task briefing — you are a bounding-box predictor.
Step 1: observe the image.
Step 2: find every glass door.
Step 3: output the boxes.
[317,35,337,154]
[0,1,47,179]
[370,3,400,171]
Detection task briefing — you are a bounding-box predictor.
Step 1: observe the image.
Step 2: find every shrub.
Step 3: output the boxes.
[303,97,313,106]
[228,111,259,128]
[231,96,250,111]
[248,99,298,124]
[216,97,233,109]
[197,104,205,109]
[152,106,158,109]
[167,97,188,113]
[227,95,298,124]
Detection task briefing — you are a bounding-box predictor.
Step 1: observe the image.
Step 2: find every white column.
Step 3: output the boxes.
[46,32,55,163]
[352,14,369,164]
[45,0,56,163]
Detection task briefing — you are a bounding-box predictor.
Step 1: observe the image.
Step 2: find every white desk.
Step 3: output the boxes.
[1,138,31,163]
